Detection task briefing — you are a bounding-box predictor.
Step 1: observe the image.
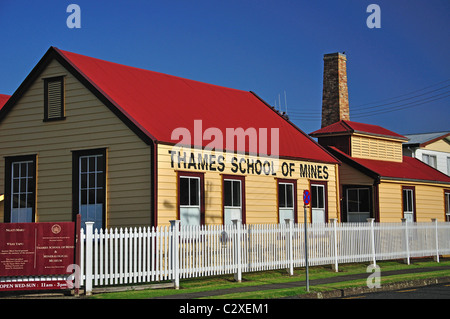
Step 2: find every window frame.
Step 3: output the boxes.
[43,76,65,122]
[177,171,205,225]
[444,189,450,222]
[342,185,373,223]
[310,180,328,223]
[402,186,416,222]
[4,155,37,223]
[277,179,297,223]
[72,148,107,229]
[222,175,246,224]
[422,153,437,169]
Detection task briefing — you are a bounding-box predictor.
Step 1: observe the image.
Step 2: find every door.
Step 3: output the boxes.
[402,186,415,222]
[311,184,326,223]
[346,187,371,222]
[179,175,201,225]
[278,181,295,223]
[223,178,243,224]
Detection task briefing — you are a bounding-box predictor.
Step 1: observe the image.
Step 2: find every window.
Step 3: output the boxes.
[5,155,36,223]
[346,187,371,222]
[223,175,245,224]
[278,180,297,223]
[73,149,106,230]
[402,186,416,222]
[178,172,204,225]
[311,182,327,223]
[447,157,450,176]
[422,154,437,168]
[445,191,450,222]
[44,76,65,121]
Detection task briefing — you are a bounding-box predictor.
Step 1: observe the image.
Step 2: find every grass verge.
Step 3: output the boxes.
[90,258,450,299]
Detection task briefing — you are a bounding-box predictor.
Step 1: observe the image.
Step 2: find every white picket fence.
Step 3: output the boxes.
[80,219,450,294]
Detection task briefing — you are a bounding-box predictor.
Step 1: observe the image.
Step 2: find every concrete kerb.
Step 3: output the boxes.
[297,276,450,299]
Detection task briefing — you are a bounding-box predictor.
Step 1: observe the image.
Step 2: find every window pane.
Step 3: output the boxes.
[81,173,87,189]
[19,193,27,208]
[311,186,318,208]
[97,155,104,172]
[12,194,19,209]
[347,189,358,212]
[26,192,34,208]
[96,188,104,205]
[318,187,324,209]
[81,157,87,173]
[27,177,34,193]
[190,178,199,206]
[20,163,27,176]
[232,181,241,207]
[179,177,189,206]
[13,178,19,193]
[224,180,232,206]
[88,173,96,188]
[81,189,87,205]
[12,163,19,178]
[278,184,286,208]
[89,189,96,204]
[359,189,370,212]
[403,189,413,212]
[20,178,27,194]
[88,157,95,172]
[285,184,293,208]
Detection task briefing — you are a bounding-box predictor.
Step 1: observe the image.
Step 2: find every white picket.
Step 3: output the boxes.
[78,220,450,294]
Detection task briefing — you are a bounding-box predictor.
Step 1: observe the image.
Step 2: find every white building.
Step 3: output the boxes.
[403,132,450,176]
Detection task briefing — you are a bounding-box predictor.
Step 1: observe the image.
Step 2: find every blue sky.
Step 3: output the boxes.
[0,0,448,135]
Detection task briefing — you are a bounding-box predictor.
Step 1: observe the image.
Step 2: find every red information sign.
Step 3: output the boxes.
[0,222,75,277]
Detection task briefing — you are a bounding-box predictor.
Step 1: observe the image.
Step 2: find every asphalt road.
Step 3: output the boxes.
[339,282,450,299]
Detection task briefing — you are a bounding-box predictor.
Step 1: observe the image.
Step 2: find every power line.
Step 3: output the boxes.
[281,79,450,119]
[351,78,450,108]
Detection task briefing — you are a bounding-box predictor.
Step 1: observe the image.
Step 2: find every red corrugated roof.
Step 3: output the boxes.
[56,48,337,163]
[310,120,407,140]
[0,94,10,109]
[329,146,450,184]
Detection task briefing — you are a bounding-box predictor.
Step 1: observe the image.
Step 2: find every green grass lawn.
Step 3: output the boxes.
[90,258,450,299]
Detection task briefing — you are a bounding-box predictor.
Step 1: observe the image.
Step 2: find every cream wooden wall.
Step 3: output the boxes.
[378,180,447,222]
[157,144,339,225]
[351,134,403,162]
[0,59,152,227]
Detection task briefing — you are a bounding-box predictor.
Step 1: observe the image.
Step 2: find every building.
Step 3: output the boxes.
[0,47,340,229]
[310,53,450,222]
[403,131,450,176]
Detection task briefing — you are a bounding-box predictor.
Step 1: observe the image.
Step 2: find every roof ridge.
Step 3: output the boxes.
[57,48,248,95]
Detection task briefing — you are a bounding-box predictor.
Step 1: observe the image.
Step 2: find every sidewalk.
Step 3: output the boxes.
[151,265,450,299]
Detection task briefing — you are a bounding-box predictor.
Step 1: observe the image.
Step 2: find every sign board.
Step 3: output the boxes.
[0,222,75,277]
[303,189,311,206]
[0,280,71,292]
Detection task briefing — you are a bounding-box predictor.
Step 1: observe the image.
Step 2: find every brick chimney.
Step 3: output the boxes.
[321,52,350,128]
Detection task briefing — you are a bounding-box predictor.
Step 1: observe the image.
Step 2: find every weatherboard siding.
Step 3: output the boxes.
[0,59,152,227]
[351,134,403,162]
[378,180,447,222]
[156,144,339,226]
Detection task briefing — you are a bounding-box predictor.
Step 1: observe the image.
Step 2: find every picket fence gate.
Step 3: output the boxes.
[80,219,450,294]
